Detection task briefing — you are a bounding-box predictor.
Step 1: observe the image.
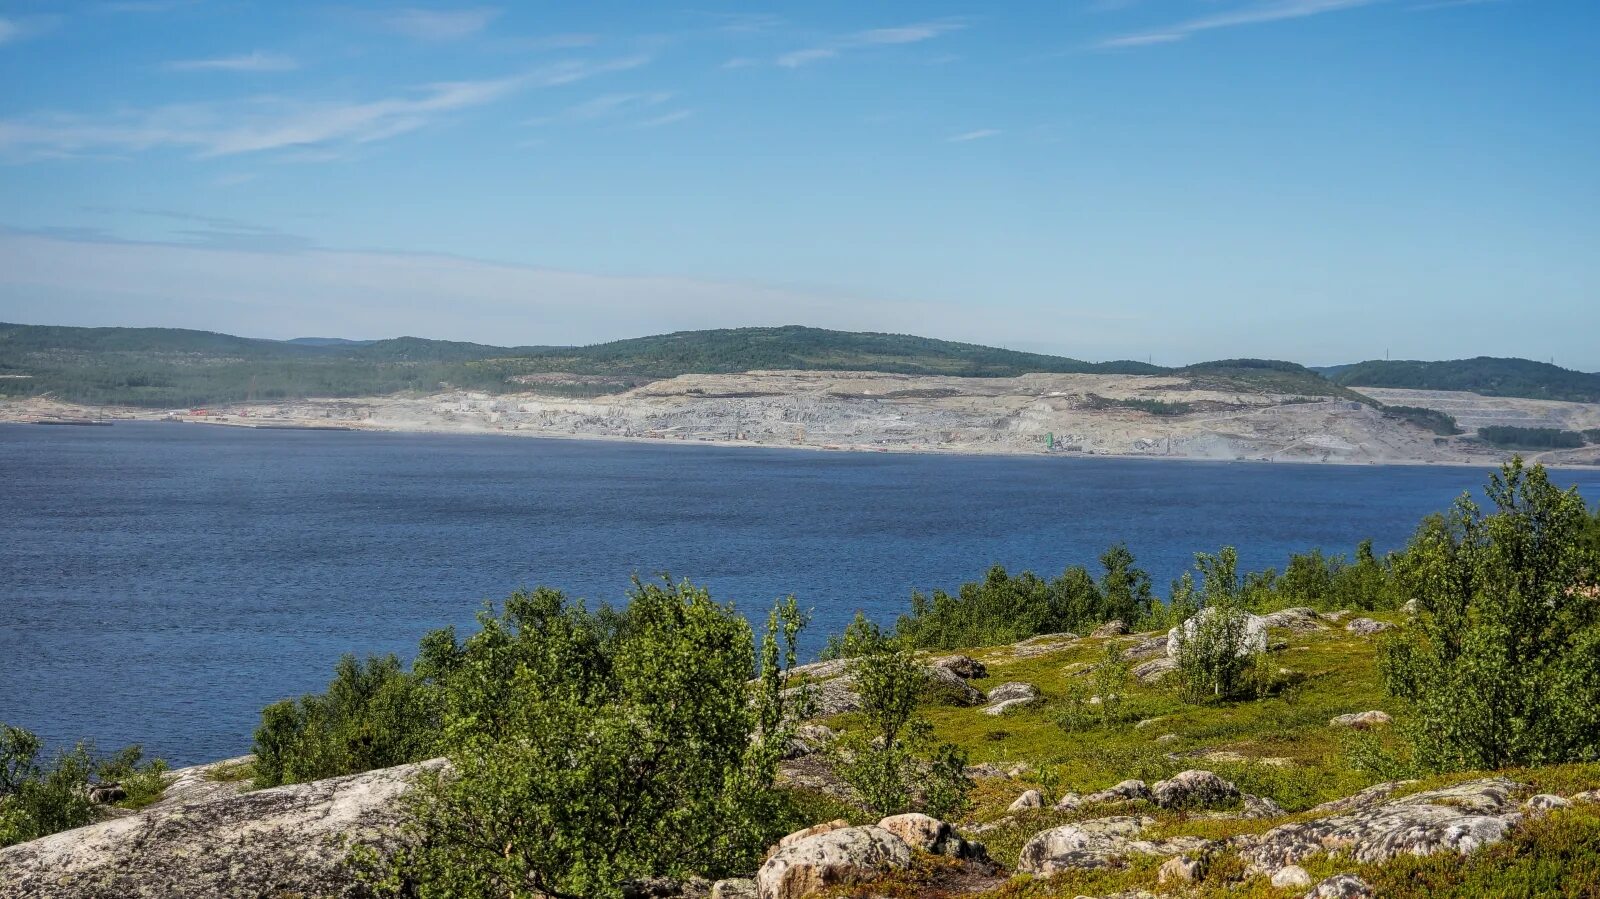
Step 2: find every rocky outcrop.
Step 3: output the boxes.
[1329,710,1392,729]
[875,813,985,861]
[981,681,1040,715]
[1307,873,1374,897]
[1151,770,1239,810]
[1239,777,1528,874]
[1083,778,1153,805]
[1345,617,1393,636]
[0,758,444,899]
[1007,632,1079,659]
[1120,635,1169,660]
[787,675,861,717]
[1131,656,1178,684]
[930,654,986,679]
[1259,607,1323,632]
[924,664,986,706]
[756,825,911,899]
[1007,789,1045,812]
[1015,815,1210,875]
[1167,609,1268,658]
[1092,619,1129,637]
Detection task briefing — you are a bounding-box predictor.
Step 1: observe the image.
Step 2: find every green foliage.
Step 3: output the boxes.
[367,580,811,899]
[834,631,972,819]
[1174,548,1259,703]
[895,546,1155,650]
[1382,404,1463,436]
[0,322,1161,407]
[1056,643,1137,734]
[1477,426,1586,450]
[819,610,885,661]
[1379,458,1600,771]
[0,723,167,848]
[1082,394,1193,416]
[252,654,439,788]
[1335,356,1600,404]
[1274,539,1400,611]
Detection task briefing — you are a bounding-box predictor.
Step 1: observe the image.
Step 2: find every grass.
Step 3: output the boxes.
[795,609,1600,896]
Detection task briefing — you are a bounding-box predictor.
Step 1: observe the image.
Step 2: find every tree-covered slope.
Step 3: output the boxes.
[1333,357,1600,403]
[0,321,1358,408]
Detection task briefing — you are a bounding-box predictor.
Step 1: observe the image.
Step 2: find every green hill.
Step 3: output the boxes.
[1332,357,1600,404]
[0,322,1356,408]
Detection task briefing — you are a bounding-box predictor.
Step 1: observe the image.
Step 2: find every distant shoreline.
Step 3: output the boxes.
[4,403,1596,472]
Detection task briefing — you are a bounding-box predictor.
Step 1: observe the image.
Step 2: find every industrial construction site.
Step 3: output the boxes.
[7,370,1600,467]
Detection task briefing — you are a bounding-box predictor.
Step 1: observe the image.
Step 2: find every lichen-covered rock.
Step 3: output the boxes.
[1008,789,1045,812]
[786,675,861,717]
[756,825,912,899]
[148,755,256,810]
[930,655,986,679]
[1259,607,1322,631]
[1015,815,1210,875]
[1152,770,1239,810]
[1083,779,1152,805]
[986,682,1040,704]
[0,758,445,899]
[876,813,986,861]
[1271,864,1312,888]
[784,724,838,759]
[924,664,986,706]
[1131,656,1178,684]
[622,875,710,898]
[1092,619,1129,637]
[1167,608,1268,658]
[1241,794,1288,819]
[1329,710,1392,729]
[1008,633,1079,659]
[1157,853,1204,884]
[1523,794,1571,813]
[774,819,850,852]
[1240,778,1528,873]
[1305,873,1374,898]
[1121,635,1169,660]
[1345,617,1392,636]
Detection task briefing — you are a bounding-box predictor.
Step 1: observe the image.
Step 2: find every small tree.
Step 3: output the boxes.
[1098,544,1154,625]
[836,633,971,818]
[1174,548,1256,702]
[1380,459,1600,770]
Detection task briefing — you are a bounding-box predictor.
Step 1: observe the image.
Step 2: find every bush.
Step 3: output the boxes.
[367,580,811,898]
[1173,548,1260,702]
[252,654,439,788]
[1379,459,1600,771]
[893,545,1155,650]
[0,723,167,847]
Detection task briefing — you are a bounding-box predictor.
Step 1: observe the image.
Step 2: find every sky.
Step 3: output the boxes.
[0,0,1596,368]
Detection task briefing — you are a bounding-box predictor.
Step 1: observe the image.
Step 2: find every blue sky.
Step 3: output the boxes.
[0,0,1596,367]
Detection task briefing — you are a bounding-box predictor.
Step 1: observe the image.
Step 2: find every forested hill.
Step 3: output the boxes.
[0,321,1347,408]
[1332,357,1600,404]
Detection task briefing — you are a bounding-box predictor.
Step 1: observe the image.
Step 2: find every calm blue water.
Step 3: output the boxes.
[3,422,1598,765]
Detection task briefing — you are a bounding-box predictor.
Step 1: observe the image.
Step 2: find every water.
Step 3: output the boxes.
[3,422,1597,765]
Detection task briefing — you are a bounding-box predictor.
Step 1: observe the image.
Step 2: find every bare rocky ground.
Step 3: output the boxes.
[8,371,1599,467]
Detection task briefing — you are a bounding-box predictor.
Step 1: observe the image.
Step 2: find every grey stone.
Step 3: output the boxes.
[1152,770,1240,810]
[756,825,912,899]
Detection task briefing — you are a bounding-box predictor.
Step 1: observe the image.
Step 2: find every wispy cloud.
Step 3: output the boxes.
[946,129,999,143]
[772,18,966,68]
[1098,0,1387,49]
[776,48,838,68]
[165,51,299,73]
[379,7,500,41]
[0,15,58,45]
[629,109,693,129]
[0,56,650,160]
